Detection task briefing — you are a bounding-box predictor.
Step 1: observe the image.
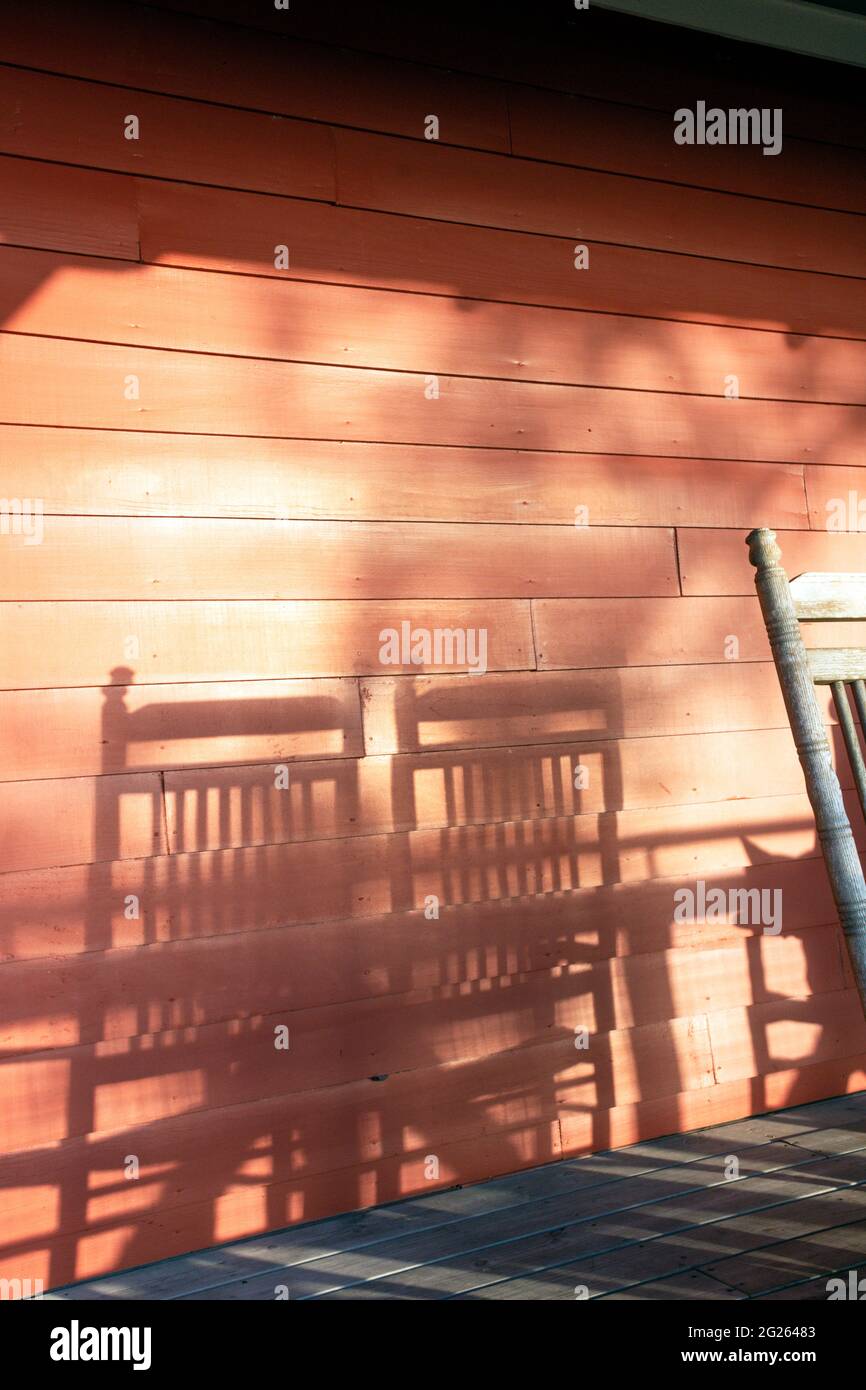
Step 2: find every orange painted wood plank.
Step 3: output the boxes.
[0,922,842,1056]
[138,177,866,341]
[667,930,846,1026]
[0,773,164,874]
[0,678,363,780]
[0,845,839,967]
[708,990,866,1084]
[5,3,858,161]
[3,1050,861,1289]
[0,1120,565,1289]
[359,663,805,756]
[679,528,866,596]
[0,1008,714,1152]
[263,4,866,153]
[0,515,678,600]
[0,0,510,152]
[804,465,866,531]
[536,596,766,668]
[558,1053,866,1159]
[0,600,533,689]
[0,1117,567,1289]
[0,66,335,199]
[0,426,809,528]
[367,792,856,899]
[3,334,862,464]
[509,86,866,216]
[0,156,138,258]
[161,725,853,856]
[10,795,856,922]
[2,992,853,1287]
[5,245,865,404]
[0,790,848,962]
[533,597,866,669]
[335,129,866,278]
[0,1039,571,1247]
[5,746,839,887]
[0,1034,582,1255]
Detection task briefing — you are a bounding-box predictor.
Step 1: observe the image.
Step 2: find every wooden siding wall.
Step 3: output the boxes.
[1,0,865,1289]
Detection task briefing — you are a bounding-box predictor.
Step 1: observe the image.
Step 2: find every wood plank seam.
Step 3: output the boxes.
[6,156,864,338]
[8,324,865,409]
[6,61,865,222]
[6,39,863,184]
[286,1144,866,1300]
[439,1179,866,1301]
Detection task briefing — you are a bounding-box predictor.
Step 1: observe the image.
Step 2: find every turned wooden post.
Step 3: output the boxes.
[747,526,866,1014]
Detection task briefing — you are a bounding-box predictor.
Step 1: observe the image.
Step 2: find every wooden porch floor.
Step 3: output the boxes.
[48,1092,866,1300]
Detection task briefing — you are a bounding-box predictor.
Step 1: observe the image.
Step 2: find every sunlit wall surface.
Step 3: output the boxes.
[0,0,864,1290]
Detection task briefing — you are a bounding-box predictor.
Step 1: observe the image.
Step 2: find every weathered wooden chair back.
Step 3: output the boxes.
[748,527,866,1016]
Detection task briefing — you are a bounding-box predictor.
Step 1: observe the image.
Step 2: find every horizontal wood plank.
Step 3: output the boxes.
[0,514,678,600]
[265,4,866,152]
[0,912,843,1054]
[4,246,865,403]
[138,177,866,341]
[509,85,866,216]
[709,991,866,1084]
[0,600,533,689]
[0,773,164,874]
[161,725,850,855]
[808,650,866,683]
[2,334,863,464]
[1,730,846,875]
[0,790,850,944]
[792,573,866,620]
[0,156,138,259]
[804,464,866,531]
[334,129,866,278]
[0,853,839,968]
[679,530,866,597]
[358,663,817,756]
[0,426,809,527]
[6,1053,864,1290]
[0,1009,715,1151]
[0,678,363,779]
[534,597,866,670]
[0,65,335,199]
[0,0,510,152]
